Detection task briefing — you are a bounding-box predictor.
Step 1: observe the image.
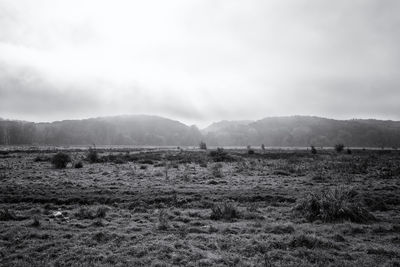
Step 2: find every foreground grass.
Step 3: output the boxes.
[0,148,399,266]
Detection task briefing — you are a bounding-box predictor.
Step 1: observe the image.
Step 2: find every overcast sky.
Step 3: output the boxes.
[0,0,399,127]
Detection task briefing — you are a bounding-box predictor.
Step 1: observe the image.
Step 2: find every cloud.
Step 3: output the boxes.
[0,0,399,126]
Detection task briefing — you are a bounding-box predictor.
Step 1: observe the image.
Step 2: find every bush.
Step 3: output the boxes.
[74,161,83,168]
[209,148,231,162]
[210,202,240,221]
[210,163,223,178]
[51,152,71,169]
[158,209,170,230]
[335,144,345,153]
[87,147,99,163]
[75,206,108,220]
[310,146,317,154]
[199,141,207,150]
[0,208,17,221]
[347,148,352,154]
[295,187,375,223]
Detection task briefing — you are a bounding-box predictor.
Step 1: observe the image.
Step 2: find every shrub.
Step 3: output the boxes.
[295,187,375,223]
[335,144,345,153]
[210,202,240,221]
[75,206,108,220]
[30,216,40,227]
[74,161,83,168]
[310,146,317,154]
[199,141,207,150]
[87,147,99,163]
[34,155,50,162]
[51,152,71,169]
[158,209,170,230]
[347,148,352,154]
[0,208,17,221]
[209,148,231,162]
[210,163,223,178]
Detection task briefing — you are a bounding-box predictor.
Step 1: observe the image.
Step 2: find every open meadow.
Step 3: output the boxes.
[0,147,400,266]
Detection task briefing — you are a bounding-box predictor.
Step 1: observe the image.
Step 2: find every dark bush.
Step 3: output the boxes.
[74,161,83,168]
[199,141,207,150]
[75,206,108,220]
[34,155,50,162]
[211,202,240,221]
[209,148,232,162]
[51,152,71,169]
[347,148,352,154]
[295,187,375,223]
[335,144,345,153]
[311,146,317,154]
[87,147,99,163]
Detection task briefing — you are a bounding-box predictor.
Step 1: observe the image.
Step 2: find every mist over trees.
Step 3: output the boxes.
[0,115,399,147]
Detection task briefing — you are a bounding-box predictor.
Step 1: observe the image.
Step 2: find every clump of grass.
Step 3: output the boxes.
[157,209,170,230]
[199,141,207,150]
[210,202,240,221]
[87,147,99,163]
[0,208,17,221]
[295,187,375,223]
[34,155,50,162]
[51,152,71,169]
[335,144,345,153]
[311,146,317,154]
[209,148,232,162]
[289,234,336,249]
[74,161,83,168]
[75,206,108,220]
[210,163,223,178]
[30,216,40,227]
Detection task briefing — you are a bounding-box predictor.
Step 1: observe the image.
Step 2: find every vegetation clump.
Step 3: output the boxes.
[209,147,232,162]
[51,152,71,169]
[311,145,317,154]
[210,202,240,221]
[335,144,345,153]
[87,147,99,163]
[199,141,207,150]
[74,161,83,168]
[295,187,375,223]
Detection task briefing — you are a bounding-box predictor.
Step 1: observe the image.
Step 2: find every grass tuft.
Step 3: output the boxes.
[295,187,375,223]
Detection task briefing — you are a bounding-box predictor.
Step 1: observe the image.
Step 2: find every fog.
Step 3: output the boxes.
[1,0,399,127]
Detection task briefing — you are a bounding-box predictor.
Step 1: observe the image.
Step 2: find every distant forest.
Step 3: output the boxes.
[1,115,399,148]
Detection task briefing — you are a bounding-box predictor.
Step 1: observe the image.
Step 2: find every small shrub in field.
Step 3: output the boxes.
[158,209,170,230]
[209,148,231,162]
[34,155,50,162]
[347,148,352,154]
[311,146,317,154]
[295,187,375,223]
[0,208,17,221]
[87,147,99,163]
[199,141,207,150]
[30,216,40,227]
[75,206,108,220]
[335,144,345,153]
[210,163,223,178]
[210,202,240,221]
[74,161,83,168]
[51,152,71,169]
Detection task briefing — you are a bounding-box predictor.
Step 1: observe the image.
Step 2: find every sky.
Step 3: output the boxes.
[0,0,399,128]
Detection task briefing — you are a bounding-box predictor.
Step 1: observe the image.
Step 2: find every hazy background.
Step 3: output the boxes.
[0,0,399,128]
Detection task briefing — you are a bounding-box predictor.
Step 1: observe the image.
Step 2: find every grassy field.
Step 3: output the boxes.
[0,148,399,266]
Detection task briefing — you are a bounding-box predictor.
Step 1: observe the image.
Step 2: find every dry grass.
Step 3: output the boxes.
[0,148,399,266]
